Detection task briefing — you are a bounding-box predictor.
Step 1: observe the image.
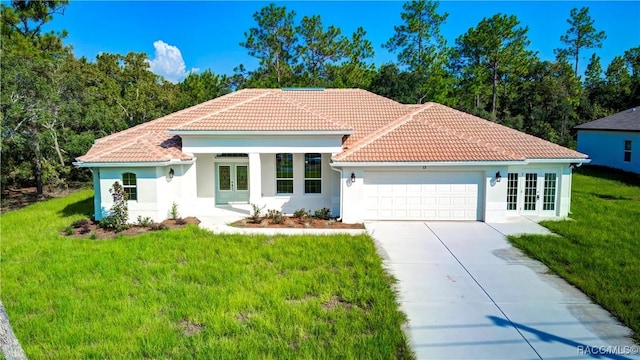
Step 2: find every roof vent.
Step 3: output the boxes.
[281,87,325,91]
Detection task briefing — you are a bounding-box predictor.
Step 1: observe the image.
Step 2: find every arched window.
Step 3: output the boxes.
[122,173,137,201]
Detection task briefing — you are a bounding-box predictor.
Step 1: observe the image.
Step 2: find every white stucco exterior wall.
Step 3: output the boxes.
[338,164,573,223]
[97,167,160,222]
[577,130,639,174]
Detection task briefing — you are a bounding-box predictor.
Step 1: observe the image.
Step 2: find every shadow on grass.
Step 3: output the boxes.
[594,193,634,201]
[59,196,94,218]
[576,165,640,187]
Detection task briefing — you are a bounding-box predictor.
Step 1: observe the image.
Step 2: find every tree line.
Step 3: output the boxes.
[1,0,638,195]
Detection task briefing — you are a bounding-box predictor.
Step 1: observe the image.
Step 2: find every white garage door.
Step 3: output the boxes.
[364,171,483,220]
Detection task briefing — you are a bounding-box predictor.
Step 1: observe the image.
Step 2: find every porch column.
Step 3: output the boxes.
[249,153,262,204]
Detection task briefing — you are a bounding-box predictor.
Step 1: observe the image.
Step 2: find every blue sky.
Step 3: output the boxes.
[43,1,640,82]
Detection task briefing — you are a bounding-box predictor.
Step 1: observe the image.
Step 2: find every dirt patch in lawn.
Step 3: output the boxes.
[230,217,364,229]
[178,319,204,336]
[61,217,201,239]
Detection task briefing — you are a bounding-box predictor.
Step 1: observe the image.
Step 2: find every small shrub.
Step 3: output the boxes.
[101,181,129,232]
[169,202,180,220]
[137,216,153,227]
[266,209,285,224]
[313,207,331,220]
[64,226,73,235]
[249,203,266,224]
[89,232,97,240]
[327,219,336,226]
[293,208,310,219]
[72,219,90,228]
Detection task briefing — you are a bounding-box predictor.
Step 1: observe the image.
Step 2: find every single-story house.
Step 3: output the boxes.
[75,88,589,223]
[574,107,639,174]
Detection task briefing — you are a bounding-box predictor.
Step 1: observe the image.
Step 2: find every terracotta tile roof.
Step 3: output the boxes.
[77,89,587,164]
[334,103,587,162]
[173,91,351,131]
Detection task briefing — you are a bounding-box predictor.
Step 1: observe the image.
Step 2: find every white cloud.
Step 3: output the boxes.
[147,40,196,83]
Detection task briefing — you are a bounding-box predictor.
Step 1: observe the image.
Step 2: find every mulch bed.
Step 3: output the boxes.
[230,217,364,229]
[62,217,201,239]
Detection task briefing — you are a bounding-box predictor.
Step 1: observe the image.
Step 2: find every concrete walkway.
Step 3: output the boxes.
[367,220,639,360]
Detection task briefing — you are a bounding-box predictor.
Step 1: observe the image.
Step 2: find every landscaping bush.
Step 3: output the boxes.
[168,202,180,220]
[100,181,129,232]
[293,208,310,219]
[249,203,265,224]
[313,207,331,220]
[266,209,285,224]
[137,216,153,227]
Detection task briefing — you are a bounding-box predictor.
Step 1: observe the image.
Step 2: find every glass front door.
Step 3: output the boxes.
[215,163,249,204]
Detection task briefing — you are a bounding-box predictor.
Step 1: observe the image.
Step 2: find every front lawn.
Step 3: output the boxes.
[509,166,640,343]
[0,190,413,359]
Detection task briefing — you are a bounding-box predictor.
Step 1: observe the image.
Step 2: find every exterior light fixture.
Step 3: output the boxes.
[350,172,356,183]
[495,171,502,182]
[169,168,175,179]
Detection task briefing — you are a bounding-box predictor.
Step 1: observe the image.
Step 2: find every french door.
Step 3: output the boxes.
[215,163,249,204]
[507,170,558,216]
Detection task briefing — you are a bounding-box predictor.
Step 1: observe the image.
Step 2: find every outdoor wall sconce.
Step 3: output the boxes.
[495,171,502,182]
[169,168,175,179]
[350,172,356,183]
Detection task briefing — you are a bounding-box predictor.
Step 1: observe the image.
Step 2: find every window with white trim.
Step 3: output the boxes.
[624,140,632,162]
[276,153,293,194]
[304,153,322,194]
[122,173,137,201]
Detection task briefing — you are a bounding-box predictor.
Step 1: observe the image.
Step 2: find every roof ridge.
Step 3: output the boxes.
[171,89,272,130]
[276,91,352,130]
[425,103,585,159]
[423,104,522,160]
[335,103,434,160]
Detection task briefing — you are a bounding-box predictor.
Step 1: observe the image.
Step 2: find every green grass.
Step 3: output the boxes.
[509,166,640,343]
[0,190,413,359]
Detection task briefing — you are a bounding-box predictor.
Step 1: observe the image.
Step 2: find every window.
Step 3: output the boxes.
[543,173,557,211]
[305,153,322,194]
[276,153,293,194]
[624,140,632,162]
[122,173,137,201]
[506,173,518,210]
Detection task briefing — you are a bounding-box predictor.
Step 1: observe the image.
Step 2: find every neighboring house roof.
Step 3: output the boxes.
[574,107,640,132]
[76,88,587,164]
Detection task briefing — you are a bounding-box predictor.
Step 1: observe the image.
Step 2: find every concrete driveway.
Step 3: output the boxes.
[367,220,639,360]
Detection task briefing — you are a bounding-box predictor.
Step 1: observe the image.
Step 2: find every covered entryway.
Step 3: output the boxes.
[215,163,249,204]
[363,171,483,220]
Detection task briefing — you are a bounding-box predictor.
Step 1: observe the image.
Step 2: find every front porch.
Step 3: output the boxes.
[189,152,341,217]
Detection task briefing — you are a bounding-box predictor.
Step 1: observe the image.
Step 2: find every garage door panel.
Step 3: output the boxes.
[364,171,483,221]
